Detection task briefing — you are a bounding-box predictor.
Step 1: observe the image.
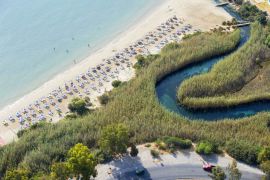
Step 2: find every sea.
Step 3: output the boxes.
[0,0,158,109]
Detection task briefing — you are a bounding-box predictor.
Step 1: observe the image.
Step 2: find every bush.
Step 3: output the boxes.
[133,54,159,69]
[112,80,122,88]
[98,94,109,105]
[161,136,192,149]
[150,149,160,158]
[226,140,260,165]
[260,160,270,177]
[99,123,129,156]
[265,35,270,48]
[211,166,226,180]
[238,2,268,25]
[145,144,151,148]
[130,144,139,157]
[258,146,270,163]
[84,97,92,107]
[68,98,88,115]
[65,113,77,119]
[155,139,167,150]
[196,141,217,155]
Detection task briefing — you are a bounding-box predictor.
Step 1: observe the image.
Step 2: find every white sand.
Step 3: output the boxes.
[0,0,231,145]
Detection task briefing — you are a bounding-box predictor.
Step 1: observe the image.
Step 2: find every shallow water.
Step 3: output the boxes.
[0,0,158,108]
[155,4,269,121]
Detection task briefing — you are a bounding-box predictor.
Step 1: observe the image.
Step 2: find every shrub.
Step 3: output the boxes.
[211,166,226,180]
[112,80,122,88]
[150,149,160,158]
[84,97,92,107]
[65,113,77,119]
[134,54,159,69]
[258,146,270,163]
[265,35,270,48]
[68,98,88,115]
[130,144,139,157]
[155,139,167,150]
[196,141,217,155]
[4,168,30,180]
[99,123,129,156]
[260,160,270,177]
[98,94,109,105]
[226,140,260,165]
[145,144,151,148]
[162,136,192,149]
[238,2,268,25]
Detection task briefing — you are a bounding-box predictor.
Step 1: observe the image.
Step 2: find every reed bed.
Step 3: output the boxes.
[1,28,269,176]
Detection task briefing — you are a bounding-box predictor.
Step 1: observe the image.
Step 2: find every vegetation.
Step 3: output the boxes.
[258,146,270,163]
[210,166,226,180]
[98,123,129,156]
[4,168,30,180]
[150,149,160,158]
[50,162,71,180]
[238,2,268,25]
[265,34,270,48]
[98,94,109,105]
[66,143,97,180]
[133,54,160,69]
[158,136,192,151]
[225,140,260,165]
[112,80,122,88]
[68,98,88,115]
[1,27,269,178]
[178,22,270,109]
[196,141,217,155]
[227,160,241,180]
[260,160,270,178]
[130,144,139,157]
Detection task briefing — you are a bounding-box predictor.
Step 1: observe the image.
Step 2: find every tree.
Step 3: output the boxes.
[211,166,226,180]
[99,123,129,156]
[260,160,270,178]
[227,160,241,180]
[4,168,30,180]
[68,98,88,115]
[67,143,97,180]
[130,144,139,157]
[196,141,217,155]
[258,147,270,163]
[112,80,122,88]
[50,162,71,180]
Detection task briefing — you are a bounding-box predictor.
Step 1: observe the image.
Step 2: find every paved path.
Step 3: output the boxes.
[96,145,264,180]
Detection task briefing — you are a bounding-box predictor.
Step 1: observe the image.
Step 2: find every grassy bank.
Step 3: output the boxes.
[178,22,270,109]
[1,28,269,177]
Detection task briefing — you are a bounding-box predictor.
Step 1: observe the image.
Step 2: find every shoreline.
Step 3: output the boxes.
[0,0,231,145]
[0,0,162,110]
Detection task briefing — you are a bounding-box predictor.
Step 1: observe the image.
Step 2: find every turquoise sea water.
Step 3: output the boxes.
[0,0,158,108]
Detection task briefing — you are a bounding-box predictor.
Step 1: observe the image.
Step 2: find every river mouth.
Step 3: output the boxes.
[155,3,269,121]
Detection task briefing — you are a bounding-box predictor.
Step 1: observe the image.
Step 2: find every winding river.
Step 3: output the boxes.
[156,3,269,121]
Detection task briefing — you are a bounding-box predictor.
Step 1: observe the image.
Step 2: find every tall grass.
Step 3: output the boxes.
[1,28,269,177]
[178,22,270,108]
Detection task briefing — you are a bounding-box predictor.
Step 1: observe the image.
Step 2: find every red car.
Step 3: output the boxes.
[203,163,215,172]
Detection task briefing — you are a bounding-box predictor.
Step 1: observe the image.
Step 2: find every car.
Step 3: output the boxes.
[203,163,215,172]
[135,168,145,176]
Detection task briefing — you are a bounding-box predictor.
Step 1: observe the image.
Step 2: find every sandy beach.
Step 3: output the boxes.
[0,0,231,145]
